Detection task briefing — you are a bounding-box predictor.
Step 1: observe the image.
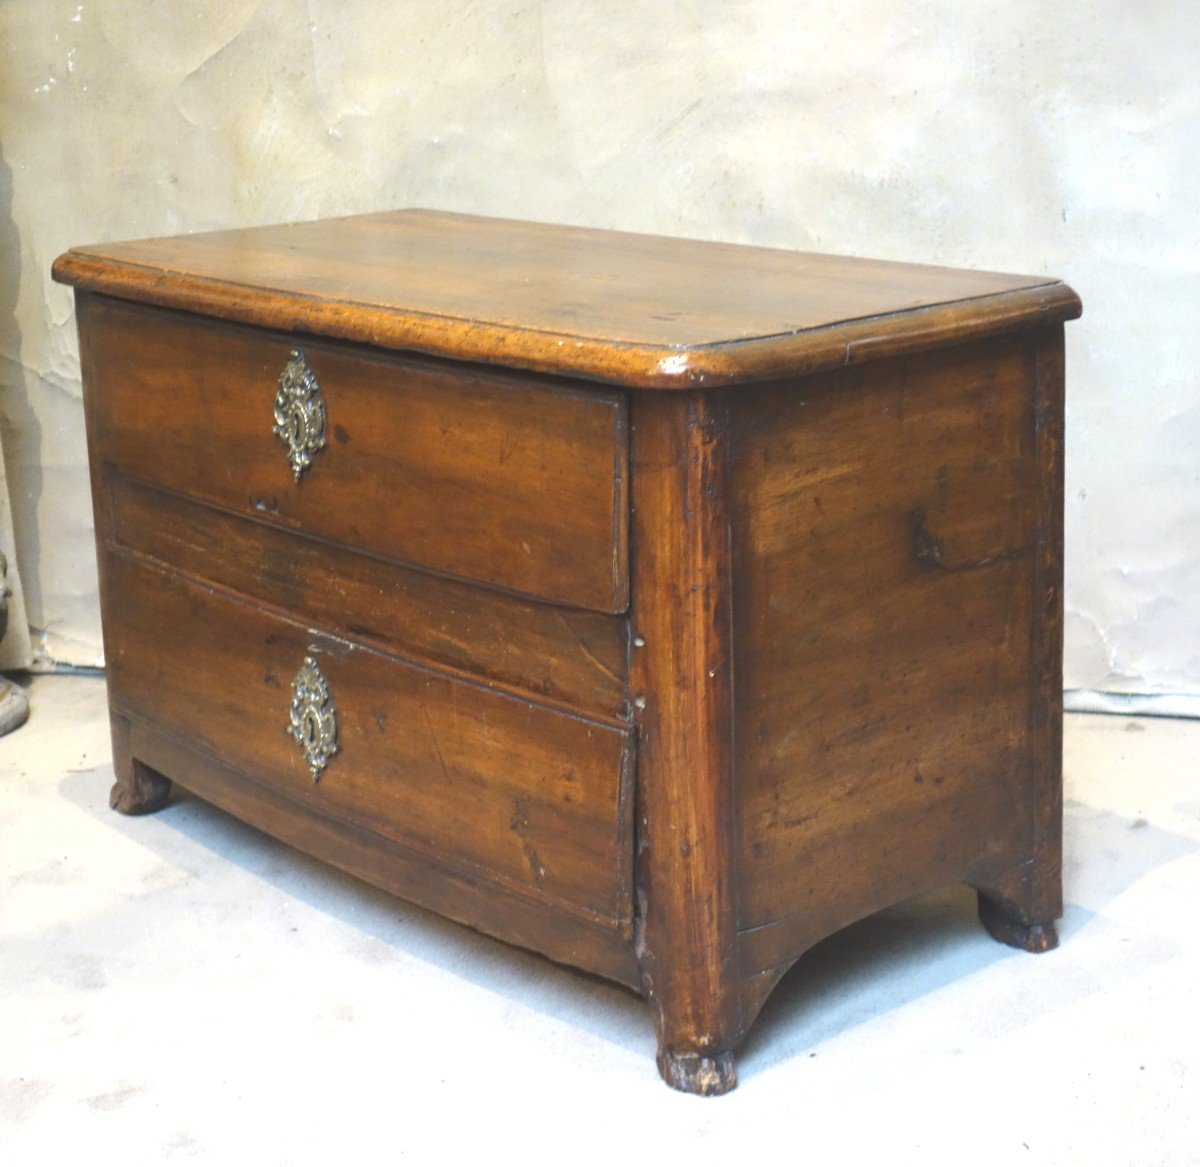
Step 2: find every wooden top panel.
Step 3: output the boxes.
[53,209,1081,388]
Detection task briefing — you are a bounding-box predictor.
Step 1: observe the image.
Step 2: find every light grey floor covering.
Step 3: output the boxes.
[2,675,1197,1164]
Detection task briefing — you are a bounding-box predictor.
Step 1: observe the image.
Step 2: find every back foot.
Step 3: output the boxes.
[978,892,1058,953]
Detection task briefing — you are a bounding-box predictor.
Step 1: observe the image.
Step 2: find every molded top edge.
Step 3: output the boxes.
[52,209,1082,388]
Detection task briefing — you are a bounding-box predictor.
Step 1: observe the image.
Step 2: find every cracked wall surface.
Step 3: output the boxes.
[0,0,1197,694]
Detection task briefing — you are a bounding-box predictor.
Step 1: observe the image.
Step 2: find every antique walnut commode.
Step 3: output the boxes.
[53,211,1080,1094]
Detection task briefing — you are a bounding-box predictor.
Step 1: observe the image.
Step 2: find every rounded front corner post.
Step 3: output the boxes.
[629,390,742,1094]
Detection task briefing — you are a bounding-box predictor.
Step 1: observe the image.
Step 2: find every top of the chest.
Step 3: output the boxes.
[52,208,1080,389]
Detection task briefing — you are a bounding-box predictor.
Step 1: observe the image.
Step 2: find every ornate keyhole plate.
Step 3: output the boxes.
[288,656,338,781]
[273,349,327,481]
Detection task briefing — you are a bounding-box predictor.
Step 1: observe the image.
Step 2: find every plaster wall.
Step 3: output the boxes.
[1,1,1197,696]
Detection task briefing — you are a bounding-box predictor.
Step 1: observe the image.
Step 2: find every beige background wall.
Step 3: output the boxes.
[1,1,1197,698]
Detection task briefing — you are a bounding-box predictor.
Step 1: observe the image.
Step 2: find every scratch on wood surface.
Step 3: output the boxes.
[421,703,450,785]
[509,797,546,885]
[553,609,620,686]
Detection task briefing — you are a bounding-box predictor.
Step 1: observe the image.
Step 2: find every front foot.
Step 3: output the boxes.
[656,1048,737,1096]
[978,892,1059,953]
[110,759,172,816]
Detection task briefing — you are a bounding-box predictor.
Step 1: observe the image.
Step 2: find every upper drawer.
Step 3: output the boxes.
[78,294,629,613]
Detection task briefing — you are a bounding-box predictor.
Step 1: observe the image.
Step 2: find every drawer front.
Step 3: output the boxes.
[80,294,629,613]
[105,473,629,723]
[103,551,634,925]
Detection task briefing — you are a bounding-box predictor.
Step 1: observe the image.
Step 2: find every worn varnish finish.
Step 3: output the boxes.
[56,210,1080,1094]
[630,392,740,1095]
[730,334,1054,989]
[80,293,628,613]
[54,208,1080,389]
[105,475,627,722]
[974,326,1066,952]
[105,551,634,925]
[125,719,640,986]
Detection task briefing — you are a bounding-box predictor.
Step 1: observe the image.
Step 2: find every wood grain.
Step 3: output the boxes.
[80,293,629,612]
[630,391,740,1095]
[54,209,1081,389]
[973,325,1066,944]
[1027,327,1066,925]
[64,207,1078,1093]
[729,333,1050,979]
[107,711,171,815]
[124,720,641,987]
[104,550,634,928]
[105,473,628,723]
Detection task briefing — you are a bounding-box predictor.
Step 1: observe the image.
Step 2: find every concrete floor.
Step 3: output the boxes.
[2,674,1197,1165]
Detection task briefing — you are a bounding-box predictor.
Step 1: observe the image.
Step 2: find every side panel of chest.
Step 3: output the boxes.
[730,332,1052,975]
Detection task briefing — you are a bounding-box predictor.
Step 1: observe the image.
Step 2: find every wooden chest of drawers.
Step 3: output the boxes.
[53,210,1080,1093]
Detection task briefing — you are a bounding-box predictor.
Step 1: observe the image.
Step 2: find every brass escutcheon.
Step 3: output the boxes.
[273,349,327,481]
[287,656,338,781]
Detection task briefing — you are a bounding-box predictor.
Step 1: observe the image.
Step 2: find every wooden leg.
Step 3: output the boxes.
[631,392,741,1096]
[656,1047,737,1097]
[974,850,1061,954]
[977,891,1058,953]
[975,326,1065,958]
[644,912,740,1094]
[109,712,171,815]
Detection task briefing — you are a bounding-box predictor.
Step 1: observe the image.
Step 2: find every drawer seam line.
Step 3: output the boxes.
[108,464,630,619]
[107,540,634,733]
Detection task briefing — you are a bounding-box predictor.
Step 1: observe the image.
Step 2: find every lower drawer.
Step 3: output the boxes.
[103,552,634,927]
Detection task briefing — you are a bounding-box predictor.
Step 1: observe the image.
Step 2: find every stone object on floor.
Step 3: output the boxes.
[0,550,29,736]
